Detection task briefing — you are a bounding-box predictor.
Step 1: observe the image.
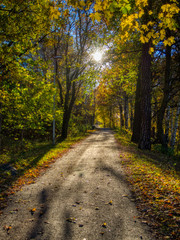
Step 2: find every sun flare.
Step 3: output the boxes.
[92,50,103,62]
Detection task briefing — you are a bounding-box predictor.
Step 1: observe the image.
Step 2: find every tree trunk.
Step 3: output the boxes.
[131,61,141,143]
[156,45,171,148]
[111,106,115,128]
[92,89,96,126]
[170,103,180,148]
[156,98,168,147]
[61,79,76,140]
[103,111,106,128]
[119,103,124,128]
[170,109,174,140]
[124,93,129,129]
[165,105,170,144]
[176,127,180,155]
[109,106,112,128]
[138,42,152,150]
[130,100,133,131]
[0,102,2,151]
[61,107,71,140]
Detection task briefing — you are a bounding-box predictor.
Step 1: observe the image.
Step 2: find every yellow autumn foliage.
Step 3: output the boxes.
[69,0,179,48]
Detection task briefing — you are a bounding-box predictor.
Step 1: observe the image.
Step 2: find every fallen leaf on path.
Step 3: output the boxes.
[10,209,18,214]
[66,217,77,223]
[3,225,12,233]
[102,223,107,228]
[122,195,128,197]
[141,220,148,224]
[30,208,36,215]
[27,219,34,222]
[105,200,113,205]
[44,221,50,224]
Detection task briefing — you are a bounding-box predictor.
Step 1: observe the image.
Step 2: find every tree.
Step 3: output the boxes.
[49,3,100,140]
[0,0,61,147]
[87,0,179,149]
[95,41,138,129]
[0,0,56,75]
[170,102,180,148]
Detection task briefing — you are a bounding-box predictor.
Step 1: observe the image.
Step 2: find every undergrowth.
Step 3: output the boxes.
[115,128,180,240]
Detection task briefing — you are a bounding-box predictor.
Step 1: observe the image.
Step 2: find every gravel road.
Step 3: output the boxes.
[0,129,154,240]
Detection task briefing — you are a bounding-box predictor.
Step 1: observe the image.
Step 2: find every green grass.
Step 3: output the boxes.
[0,133,90,211]
[115,128,180,240]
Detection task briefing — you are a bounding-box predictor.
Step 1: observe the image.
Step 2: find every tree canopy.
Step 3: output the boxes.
[0,0,179,153]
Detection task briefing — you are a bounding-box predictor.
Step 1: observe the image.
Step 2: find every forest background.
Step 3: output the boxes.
[0,0,179,153]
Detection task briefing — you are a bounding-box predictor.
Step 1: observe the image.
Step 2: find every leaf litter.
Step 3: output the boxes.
[116,136,180,240]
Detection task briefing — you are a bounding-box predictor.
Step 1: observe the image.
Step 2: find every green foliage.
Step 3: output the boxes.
[69,122,91,137]
[152,144,175,157]
[114,127,132,139]
[1,53,55,139]
[0,0,64,146]
[0,0,52,68]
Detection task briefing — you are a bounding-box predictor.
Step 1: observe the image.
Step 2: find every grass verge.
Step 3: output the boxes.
[115,128,180,240]
[0,132,93,212]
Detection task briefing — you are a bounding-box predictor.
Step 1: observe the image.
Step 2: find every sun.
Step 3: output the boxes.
[92,50,103,62]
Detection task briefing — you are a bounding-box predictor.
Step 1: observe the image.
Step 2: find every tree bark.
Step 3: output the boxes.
[0,102,2,151]
[138,42,152,150]
[92,89,96,126]
[119,103,124,128]
[131,62,141,143]
[156,45,171,148]
[165,105,170,144]
[109,106,112,128]
[170,102,180,148]
[170,109,174,140]
[61,80,76,140]
[61,107,71,140]
[130,100,133,131]
[124,93,129,129]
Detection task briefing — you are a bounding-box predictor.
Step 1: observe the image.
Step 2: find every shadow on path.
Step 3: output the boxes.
[27,188,49,239]
[62,210,73,240]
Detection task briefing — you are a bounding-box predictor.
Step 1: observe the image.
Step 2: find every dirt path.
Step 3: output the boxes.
[0,129,154,240]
